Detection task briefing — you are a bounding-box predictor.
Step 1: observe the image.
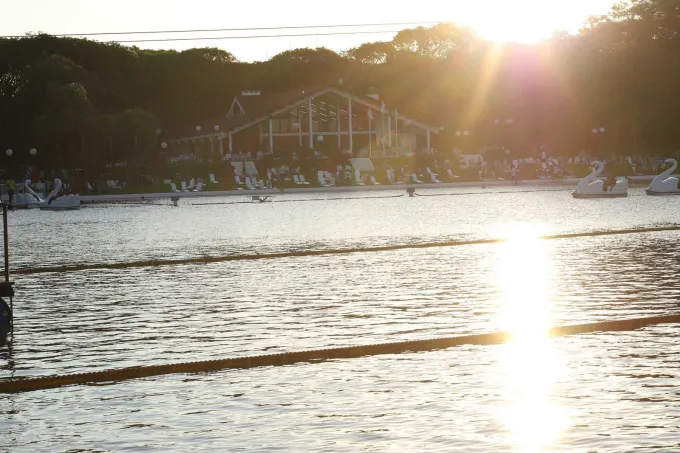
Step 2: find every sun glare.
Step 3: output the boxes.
[495,223,552,338]
[494,223,569,451]
[475,20,550,44]
[460,0,580,44]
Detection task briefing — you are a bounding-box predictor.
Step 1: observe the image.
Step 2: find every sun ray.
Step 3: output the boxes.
[455,41,506,130]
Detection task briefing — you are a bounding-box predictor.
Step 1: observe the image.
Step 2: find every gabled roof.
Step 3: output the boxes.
[227,97,245,117]
[227,90,285,118]
[167,84,329,142]
[167,85,441,144]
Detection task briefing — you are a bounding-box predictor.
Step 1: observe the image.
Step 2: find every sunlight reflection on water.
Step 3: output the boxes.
[496,223,569,452]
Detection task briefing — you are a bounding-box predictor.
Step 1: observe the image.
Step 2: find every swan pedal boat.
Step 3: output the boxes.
[645,158,680,196]
[572,161,628,199]
[11,179,81,210]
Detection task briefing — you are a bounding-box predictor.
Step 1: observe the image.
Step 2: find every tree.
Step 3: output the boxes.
[343,42,394,64]
[5,3,680,173]
[115,108,161,165]
[261,47,350,89]
[269,47,343,65]
[180,47,238,63]
[392,24,479,59]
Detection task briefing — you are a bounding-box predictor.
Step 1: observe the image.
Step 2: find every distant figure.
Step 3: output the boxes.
[5,177,15,204]
[603,174,616,192]
[511,166,518,185]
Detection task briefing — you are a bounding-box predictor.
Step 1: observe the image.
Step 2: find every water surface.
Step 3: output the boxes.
[1,186,679,451]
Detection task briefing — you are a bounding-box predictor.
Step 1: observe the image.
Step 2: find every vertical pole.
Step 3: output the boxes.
[388,115,392,147]
[298,107,302,147]
[337,101,341,148]
[3,203,8,283]
[633,112,638,155]
[426,128,431,150]
[368,114,372,155]
[381,111,385,156]
[269,118,274,152]
[380,110,384,156]
[348,98,353,152]
[308,97,314,148]
[228,133,233,152]
[3,202,10,333]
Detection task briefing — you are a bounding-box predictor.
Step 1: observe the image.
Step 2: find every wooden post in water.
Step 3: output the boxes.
[0,201,13,342]
[3,202,8,283]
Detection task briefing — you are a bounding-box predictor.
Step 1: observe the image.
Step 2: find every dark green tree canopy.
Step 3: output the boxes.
[2,2,680,172]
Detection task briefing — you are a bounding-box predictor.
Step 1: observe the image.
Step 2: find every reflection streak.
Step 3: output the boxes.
[496,224,569,452]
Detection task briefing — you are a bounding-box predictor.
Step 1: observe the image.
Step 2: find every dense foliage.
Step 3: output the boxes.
[1,0,679,176]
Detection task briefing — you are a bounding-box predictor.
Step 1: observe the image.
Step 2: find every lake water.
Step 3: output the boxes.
[1,185,680,452]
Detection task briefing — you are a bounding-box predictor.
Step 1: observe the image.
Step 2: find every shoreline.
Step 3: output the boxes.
[2,175,658,204]
[77,175,659,203]
[80,178,580,203]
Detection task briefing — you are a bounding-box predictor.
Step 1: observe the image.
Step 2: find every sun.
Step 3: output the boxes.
[459,0,590,44]
[476,23,551,44]
[472,11,555,44]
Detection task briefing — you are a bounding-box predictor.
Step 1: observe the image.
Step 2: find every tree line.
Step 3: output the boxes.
[1,0,679,177]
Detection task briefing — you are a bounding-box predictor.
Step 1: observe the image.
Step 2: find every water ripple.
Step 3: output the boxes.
[1,187,680,451]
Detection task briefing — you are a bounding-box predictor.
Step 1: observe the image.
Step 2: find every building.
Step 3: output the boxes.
[165,85,442,158]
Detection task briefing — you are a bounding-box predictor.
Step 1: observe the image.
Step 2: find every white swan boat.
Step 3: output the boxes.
[572,161,628,199]
[12,179,81,210]
[646,158,680,195]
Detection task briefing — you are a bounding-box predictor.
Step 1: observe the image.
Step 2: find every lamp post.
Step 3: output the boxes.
[454,130,470,154]
[592,126,606,157]
[5,148,38,187]
[492,118,514,149]
[5,147,38,159]
[156,128,162,155]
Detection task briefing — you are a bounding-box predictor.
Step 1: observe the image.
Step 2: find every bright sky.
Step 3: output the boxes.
[1,0,615,62]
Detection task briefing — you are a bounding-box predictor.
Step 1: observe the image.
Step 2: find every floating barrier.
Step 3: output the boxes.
[190,193,405,206]
[11,225,680,276]
[1,314,678,394]
[414,188,569,197]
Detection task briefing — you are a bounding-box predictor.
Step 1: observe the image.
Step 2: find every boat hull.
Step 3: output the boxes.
[572,192,628,199]
[11,203,42,209]
[39,205,81,211]
[11,192,81,210]
[645,189,680,196]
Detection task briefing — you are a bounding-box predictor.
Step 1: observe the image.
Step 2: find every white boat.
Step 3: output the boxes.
[12,179,81,210]
[646,158,680,196]
[572,161,628,199]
